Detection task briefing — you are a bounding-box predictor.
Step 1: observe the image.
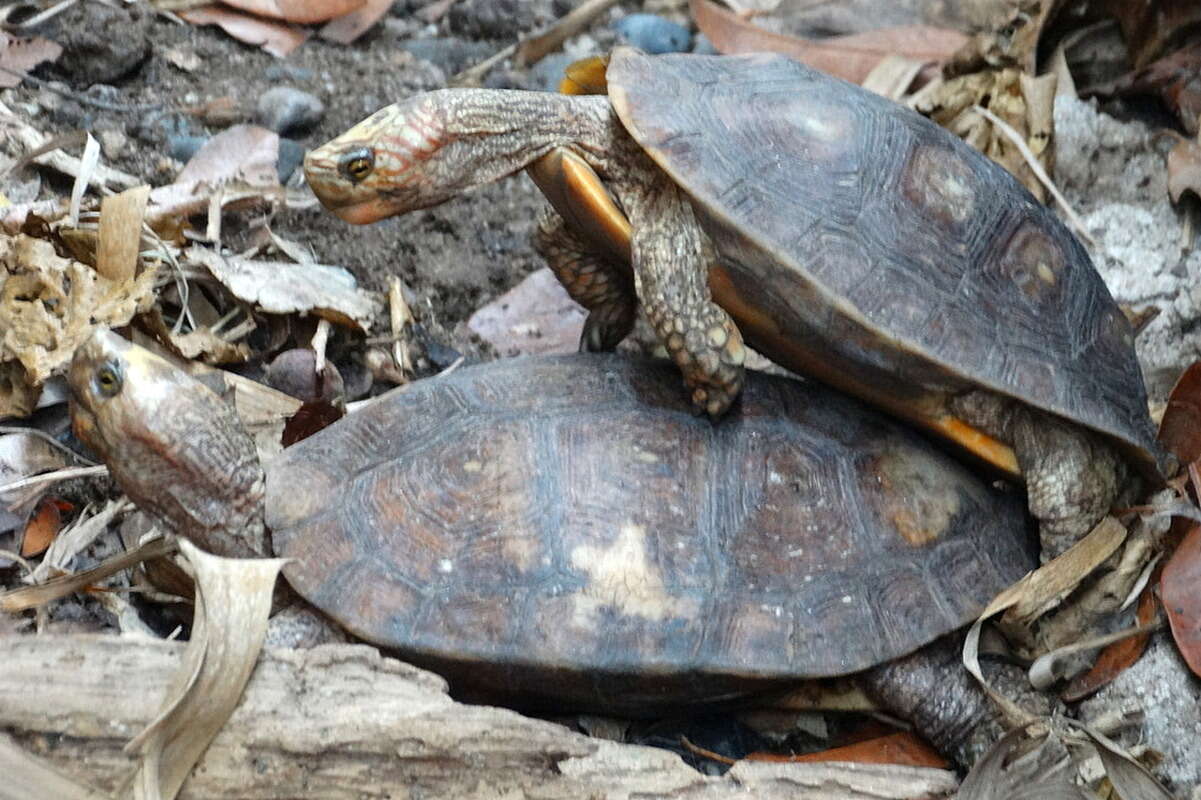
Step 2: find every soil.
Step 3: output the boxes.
[12,0,633,352]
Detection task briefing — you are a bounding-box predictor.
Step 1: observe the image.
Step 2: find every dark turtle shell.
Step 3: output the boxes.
[268,354,1033,710]
[605,48,1163,478]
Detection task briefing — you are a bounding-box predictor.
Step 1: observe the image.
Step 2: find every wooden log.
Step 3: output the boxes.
[0,635,959,799]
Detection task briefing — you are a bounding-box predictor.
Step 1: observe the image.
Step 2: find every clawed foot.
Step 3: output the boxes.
[578,303,636,353]
[665,313,746,417]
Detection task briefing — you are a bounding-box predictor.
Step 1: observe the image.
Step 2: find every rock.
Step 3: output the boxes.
[692,32,718,54]
[447,0,546,40]
[96,128,128,160]
[1053,94,1201,402]
[264,64,314,82]
[256,87,325,136]
[397,37,495,76]
[277,138,305,183]
[613,13,691,54]
[48,2,150,87]
[526,52,576,92]
[166,134,208,164]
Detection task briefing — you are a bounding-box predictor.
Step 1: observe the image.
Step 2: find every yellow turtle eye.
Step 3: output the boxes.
[95,363,122,398]
[339,148,374,183]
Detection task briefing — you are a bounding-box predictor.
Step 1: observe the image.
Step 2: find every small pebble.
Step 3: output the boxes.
[166,134,207,163]
[613,14,691,55]
[277,138,305,183]
[398,37,494,76]
[96,128,128,160]
[526,52,575,92]
[264,64,314,82]
[256,87,325,136]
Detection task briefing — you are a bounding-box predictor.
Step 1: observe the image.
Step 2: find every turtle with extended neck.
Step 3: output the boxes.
[302,48,1168,559]
[69,329,1034,761]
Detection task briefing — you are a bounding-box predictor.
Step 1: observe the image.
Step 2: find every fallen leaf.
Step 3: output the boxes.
[467,267,585,357]
[178,6,309,58]
[318,0,391,44]
[0,33,62,88]
[125,540,285,800]
[222,0,362,23]
[176,125,279,188]
[1062,587,1159,701]
[0,430,66,513]
[1086,41,1201,137]
[1162,520,1201,678]
[1092,0,1201,70]
[96,184,151,283]
[281,399,343,446]
[753,732,947,770]
[189,248,381,332]
[691,0,966,85]
[18,496,68,557]
[0,234,159,387]
[1067,721,1176,800]
[957,729,1085,800]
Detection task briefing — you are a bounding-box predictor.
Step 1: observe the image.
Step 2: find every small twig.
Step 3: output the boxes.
[970,104,1096,248]
[0,426,98,466]
[0,65,165,112]
[679,736,737,766]
[0,465,108,495]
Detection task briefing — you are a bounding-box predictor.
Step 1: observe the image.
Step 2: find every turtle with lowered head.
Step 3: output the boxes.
[70,329,1035,763]
[302,47,1169,560]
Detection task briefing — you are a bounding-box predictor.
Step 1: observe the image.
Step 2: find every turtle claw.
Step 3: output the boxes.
[579,304,636,353]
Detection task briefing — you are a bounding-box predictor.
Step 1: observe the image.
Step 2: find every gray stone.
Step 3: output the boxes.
[256,87,325,136]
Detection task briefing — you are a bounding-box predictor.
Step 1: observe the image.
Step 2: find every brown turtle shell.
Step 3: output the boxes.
[268,354,1033,710]
[606,48,1164,478]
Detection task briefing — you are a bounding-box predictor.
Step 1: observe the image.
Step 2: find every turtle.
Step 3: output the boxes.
[69,329,1034,757]
[301,47,1169,558]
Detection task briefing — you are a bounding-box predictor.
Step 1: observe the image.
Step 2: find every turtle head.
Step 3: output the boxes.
[69,329,268,557]
[304,93,466,225]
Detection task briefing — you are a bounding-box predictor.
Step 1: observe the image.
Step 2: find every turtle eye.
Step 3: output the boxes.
[339,148,374,183]
[94,362,123,398]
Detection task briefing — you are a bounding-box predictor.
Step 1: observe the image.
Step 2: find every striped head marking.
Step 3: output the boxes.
[304,94,450,225]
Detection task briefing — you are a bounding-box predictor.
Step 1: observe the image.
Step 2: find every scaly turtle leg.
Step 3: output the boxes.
[630,180,745,416]
[952,391,1135,559]
[533,205,636,352]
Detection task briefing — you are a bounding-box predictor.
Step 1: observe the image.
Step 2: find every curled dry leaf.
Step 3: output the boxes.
[0,234,158,406]
[220,0,362,24]
[690,0,967,85]
[0,32,62,88]
[189,247,381,333]
[18,496,67,557]
[752,732,947,770]
[178,6,308,58]
[0,431,66,513]
[125,539,285,800]
[467,267,585,357]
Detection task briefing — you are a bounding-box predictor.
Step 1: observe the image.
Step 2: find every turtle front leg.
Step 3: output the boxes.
[631,184,745,417]
[952,392,1135,560]
[533,205,637,352]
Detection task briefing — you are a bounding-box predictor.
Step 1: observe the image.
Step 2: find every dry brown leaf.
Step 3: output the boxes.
[0,234,158,387]
[1067,721,1176,800]
[1166,135,1201,204]
[467,267,585,357]
[125,539,285,800]
[178,6,308,58]
[176,125,279,188]
[0,33,62,88]
[1092,0,1201,70]
[18,496,66,557]
[691,0,967,85]
[188,247,381,332]
[1061,586,1158,701]
[753,732,947,770]
[96,184,151,283]
[221,0,362,24]
[1086,41,1201,137]
[317,0,392,44]
[861,55,926,100]
[956,729,1084,800]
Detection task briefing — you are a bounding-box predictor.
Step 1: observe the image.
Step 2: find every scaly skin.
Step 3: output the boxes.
[69,330,268,560]
[303,89,745,416]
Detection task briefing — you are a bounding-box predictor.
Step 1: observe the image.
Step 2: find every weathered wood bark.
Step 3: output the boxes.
[0,635,960,799]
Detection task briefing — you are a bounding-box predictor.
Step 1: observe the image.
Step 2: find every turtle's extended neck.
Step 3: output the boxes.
[432,89,628,188]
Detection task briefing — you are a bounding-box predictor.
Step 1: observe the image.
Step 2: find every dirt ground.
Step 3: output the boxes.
[15,0,620,351]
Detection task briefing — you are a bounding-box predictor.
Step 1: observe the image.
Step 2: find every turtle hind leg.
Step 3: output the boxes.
[951,392,1135,560]
[534,205,636,352]
[630,183,745,417]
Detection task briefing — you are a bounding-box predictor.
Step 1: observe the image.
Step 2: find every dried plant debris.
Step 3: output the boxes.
[177,6,309,59]
[189,247,381,332]
[1166,133,1201,205]
[0,234,157,416]
[0,32,62,88]
[691,0,966,85]
[1087,42,1201,137]
[957,728,1085,800]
